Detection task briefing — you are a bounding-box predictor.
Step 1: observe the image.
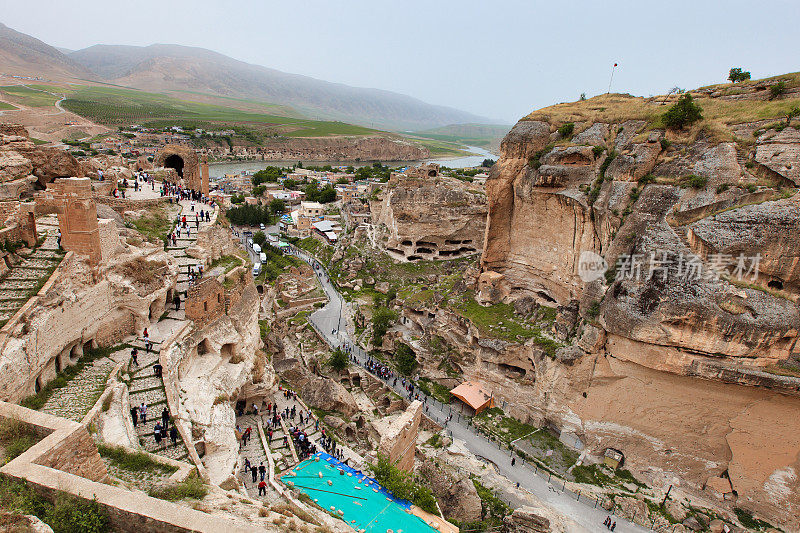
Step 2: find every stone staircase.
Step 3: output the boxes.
[236,413,271,498]
[124,200,217,462]
[0,216,64,325]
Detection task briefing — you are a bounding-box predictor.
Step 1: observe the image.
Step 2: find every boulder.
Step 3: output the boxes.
[502,506,551,533]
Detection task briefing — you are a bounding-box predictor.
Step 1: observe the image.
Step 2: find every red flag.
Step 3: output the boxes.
[614,63,618,67]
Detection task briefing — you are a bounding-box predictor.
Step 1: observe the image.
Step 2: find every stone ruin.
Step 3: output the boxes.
[377,399,422,471]
[154,145,209,196]
[37,178,108,264]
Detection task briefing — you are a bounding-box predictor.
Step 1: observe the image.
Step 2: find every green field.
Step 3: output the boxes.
[0,101,17,111]
[61,85,379,137]
[0,85,60,107]
[410,123,511,148]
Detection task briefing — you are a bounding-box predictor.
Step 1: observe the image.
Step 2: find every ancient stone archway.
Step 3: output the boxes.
[164,154,185,178]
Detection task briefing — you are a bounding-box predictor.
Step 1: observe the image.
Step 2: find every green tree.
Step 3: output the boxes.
[770,81,786,100]
[662,93,703,129]
[394,343,417,375]
[728,67,751,83]
[253,231,266,247]
[346,165,355,173]
[252,166,282,185]
[481,159,496,168]
[252,185,266,197]
[372,306,398,345]
[557,122,575,138]
[368,454,438,514]
[269,198,286,215]
[327,348,349,372]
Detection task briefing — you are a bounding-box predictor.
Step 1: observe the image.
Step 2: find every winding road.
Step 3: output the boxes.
[285,245,655,533]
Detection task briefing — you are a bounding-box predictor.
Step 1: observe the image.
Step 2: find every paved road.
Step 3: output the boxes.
[286,245,653,533]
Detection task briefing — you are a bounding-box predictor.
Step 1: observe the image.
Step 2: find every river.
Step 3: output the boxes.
[208,145,497,177]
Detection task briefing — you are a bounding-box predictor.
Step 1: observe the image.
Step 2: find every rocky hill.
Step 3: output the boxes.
[0,22,92,80]
[477,73,800,528]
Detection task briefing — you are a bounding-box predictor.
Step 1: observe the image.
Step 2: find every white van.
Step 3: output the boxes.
[259,223,266,230]
[252,243,261,254]
[259,252,267,263]
[247,238,253,248]
[252,263,262,276]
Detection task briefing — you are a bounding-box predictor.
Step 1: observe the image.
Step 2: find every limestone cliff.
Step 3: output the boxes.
[371,174,487,262]
[475,77,800,528]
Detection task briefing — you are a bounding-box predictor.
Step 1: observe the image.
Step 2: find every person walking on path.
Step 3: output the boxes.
[161,407,169,428]
[258,480,267,496]
[251,463,258,484]
[140,403,147,424]
[170,425,178,446]
[258,462,266,482]
[131,348,138,367]
[130,406,138,427]
[154,423,162,447]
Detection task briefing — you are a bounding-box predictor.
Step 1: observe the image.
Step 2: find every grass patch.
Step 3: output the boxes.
[128,207,171,245]
[734,507,777,531]
[418,378,452,404]
[147,474,207,501]
[208,254,242,274]
[0,101,17,110]
[473,407,538,446]
[470,477,510,528]
[0,474,110,532]
[97,443,177,475]
[0,418,39,463]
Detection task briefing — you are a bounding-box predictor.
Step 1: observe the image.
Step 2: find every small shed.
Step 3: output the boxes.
[603,447,625,469]
[449,381,495,415]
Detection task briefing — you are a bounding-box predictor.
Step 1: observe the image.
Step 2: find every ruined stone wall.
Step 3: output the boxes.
[185,278,225,323]
[377,400,422,471]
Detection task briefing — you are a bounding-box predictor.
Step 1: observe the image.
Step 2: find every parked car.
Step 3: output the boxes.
[259,223,266,230]
[252,243,261,254]
[252,263,261,276]
[260,252,267,263]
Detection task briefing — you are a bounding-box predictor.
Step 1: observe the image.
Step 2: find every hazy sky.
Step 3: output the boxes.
[3,0,799,123]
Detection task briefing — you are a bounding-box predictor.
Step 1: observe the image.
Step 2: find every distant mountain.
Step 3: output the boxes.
[66,43,493,131]
[0,22,92,79]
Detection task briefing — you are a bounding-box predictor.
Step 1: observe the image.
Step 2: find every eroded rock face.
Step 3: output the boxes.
[0,125,81,187]
[502,507,551,533]
[474,106,800,529]
[372,175,487,262]
[755,128,800,185]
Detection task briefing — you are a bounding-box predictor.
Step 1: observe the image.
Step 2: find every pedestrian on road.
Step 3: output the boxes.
[170,425,178,445]
[258,462,266,481]
[251,463,258,483]
[131,348,138,367]
[611,522,616,531]
[511,457,516,467]
[243,458,251,474]
[173,293,181,311]
[140,403,147,424]
[258,480,267,496]
[161,407,169,428]
[154,423,162,447]
[130,406,138,427]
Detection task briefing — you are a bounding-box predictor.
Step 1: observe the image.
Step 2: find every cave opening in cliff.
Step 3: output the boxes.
[164,154,185,178]
[768,279,784,290]
[498,363,527,379]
